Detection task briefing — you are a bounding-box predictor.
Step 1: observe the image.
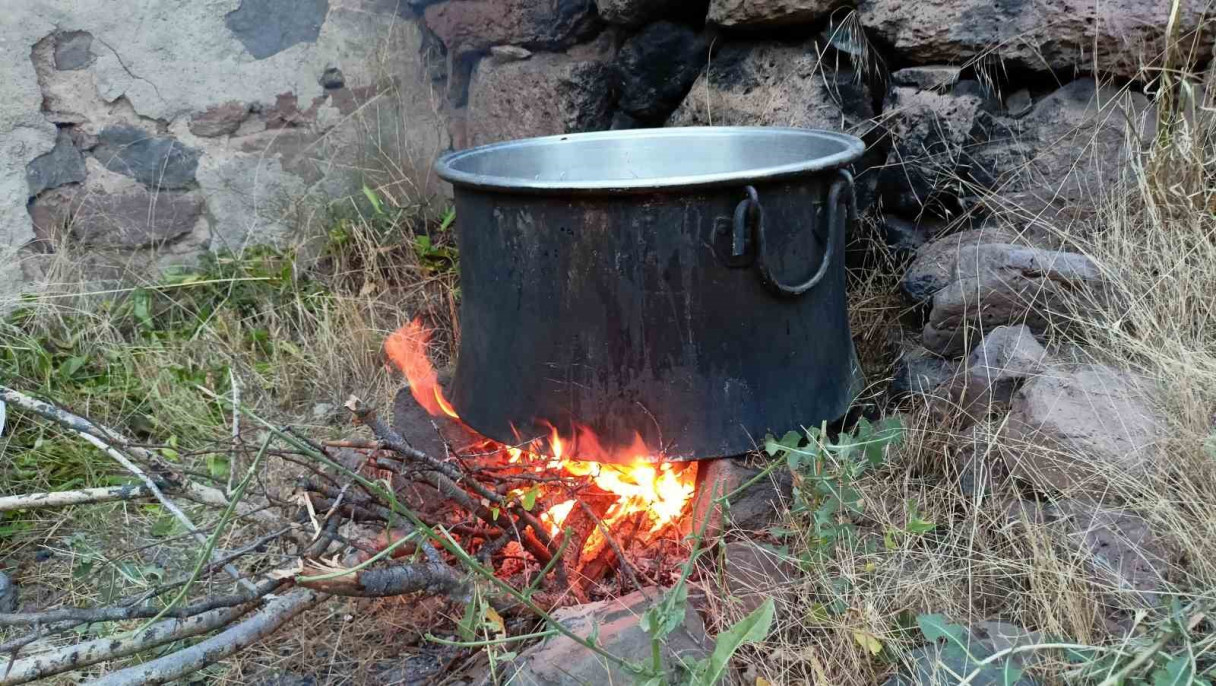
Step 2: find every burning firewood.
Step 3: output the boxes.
[0,319,704,683]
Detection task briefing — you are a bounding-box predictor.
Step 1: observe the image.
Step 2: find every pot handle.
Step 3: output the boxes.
[736,169,855,297]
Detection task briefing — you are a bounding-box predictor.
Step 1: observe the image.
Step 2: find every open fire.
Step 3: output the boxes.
[384,319,697,556]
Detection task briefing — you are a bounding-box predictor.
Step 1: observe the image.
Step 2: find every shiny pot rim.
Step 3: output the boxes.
[433,126,865,195]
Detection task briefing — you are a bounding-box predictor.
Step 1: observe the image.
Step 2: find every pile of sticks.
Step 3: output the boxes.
[0,385,654,686]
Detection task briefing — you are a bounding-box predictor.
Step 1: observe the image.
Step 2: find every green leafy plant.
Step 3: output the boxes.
[763,417,903,560]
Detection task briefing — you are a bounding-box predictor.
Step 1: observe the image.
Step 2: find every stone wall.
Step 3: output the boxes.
[1,0,449,307]
[2,0,1210,307]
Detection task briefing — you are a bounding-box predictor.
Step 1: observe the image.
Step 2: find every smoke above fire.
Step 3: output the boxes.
[384,318,696,536]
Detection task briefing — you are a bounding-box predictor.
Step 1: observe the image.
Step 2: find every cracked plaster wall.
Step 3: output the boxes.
[0,0,450,309]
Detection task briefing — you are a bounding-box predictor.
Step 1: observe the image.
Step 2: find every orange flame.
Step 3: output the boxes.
[385,318,459,419]
[384,320,697,550]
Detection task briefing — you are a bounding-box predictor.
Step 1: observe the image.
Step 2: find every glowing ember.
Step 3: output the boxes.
[385,318,697,545]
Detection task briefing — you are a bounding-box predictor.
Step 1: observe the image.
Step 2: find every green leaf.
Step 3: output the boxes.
[1152,655,1193,686]
[763,430,805,460]
[691,597,775,686]
[58,355,87,381]
[641,584,689,640]
[439,207,456,232]
[132,290,153,330]
[1000,661,1025,686]
[862,416,904,466]
[490,507,500,521]
[917,614,973,658]
[205,454,229,479]
[362,185,385,215]
[458,596,478,641]
[521,487,539,512]
[905,501,936,535]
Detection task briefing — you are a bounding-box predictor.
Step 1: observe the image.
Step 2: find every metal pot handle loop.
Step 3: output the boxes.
[739,169,854,297]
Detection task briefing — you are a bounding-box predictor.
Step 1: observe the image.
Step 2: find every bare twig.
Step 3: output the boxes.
[0,579,284,627]
[228,368,240,496]
[1,604,256,686]
[0,485,156,512]
[296,562,466,598]
[0,386,254,590]
[82,589,325,686]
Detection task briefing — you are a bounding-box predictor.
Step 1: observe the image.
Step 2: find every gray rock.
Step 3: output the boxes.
[668,38,873,132]
[488,45,533,63]
[392,386,449,459]
[54,31,94,71]
[25,128,86,197]
[225,0,330,60]
[882,215,935,257]
[930,325,1048,426]
[0,572,16,612]
[466,50,614,147]
[722,542,797,616]
[890,343,958,398]
[885,619,1041,686]
[922,244,1101,356]
[857,0,1212,79]
[693,457,791,538]
[596,0,686,25]
[29,187,204,249]
[615,22,707,123]
[900,226,1022,303]
[878,82,985,216]
[188,102,250,138]
[92,126,201,190]
[1002,365,1164,495]
[1046,501,1171,607]
[890,66,961,91]
[424,0,598,58]
[318,66,345,89]
[708,0,842,27]
[967,80,1152,220]
[493,587,709,686]
[1006,89,1033,117]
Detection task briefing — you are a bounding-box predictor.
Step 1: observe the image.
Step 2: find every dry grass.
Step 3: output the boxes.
[6,16,1216,686]
[710,39,1216,686]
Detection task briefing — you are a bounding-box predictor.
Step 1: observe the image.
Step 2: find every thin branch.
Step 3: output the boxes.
[0,485,156,512]
[1,604,255,686]
[0,386,253,590]
[296,562,466,599]
[0,579,284,627]
[82,589,325,686]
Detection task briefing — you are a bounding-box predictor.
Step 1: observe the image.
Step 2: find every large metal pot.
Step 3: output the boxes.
[434,127,865,462]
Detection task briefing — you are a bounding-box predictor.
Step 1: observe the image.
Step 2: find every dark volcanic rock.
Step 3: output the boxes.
[225,0,330,60]
[877,81,985,216]
[466,50,614,147]
[0,572,16,613]
[922,244,1101,355]
[899,226,1022,303]
[596,0,692,25]
[858,0,1213,80]
[709,0,844,27]
[668,38,872,132]
[26,128,87,197]
[424,0,598,58]
[1002,364,1164,495]
[318,66,345,89]
[29,187,204,248]
[615,22,707,123]
[54,31,94,71]
[890,343,957,398]
[92,126,201,190]
[189,102,250,138]
[491,587,709,686]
